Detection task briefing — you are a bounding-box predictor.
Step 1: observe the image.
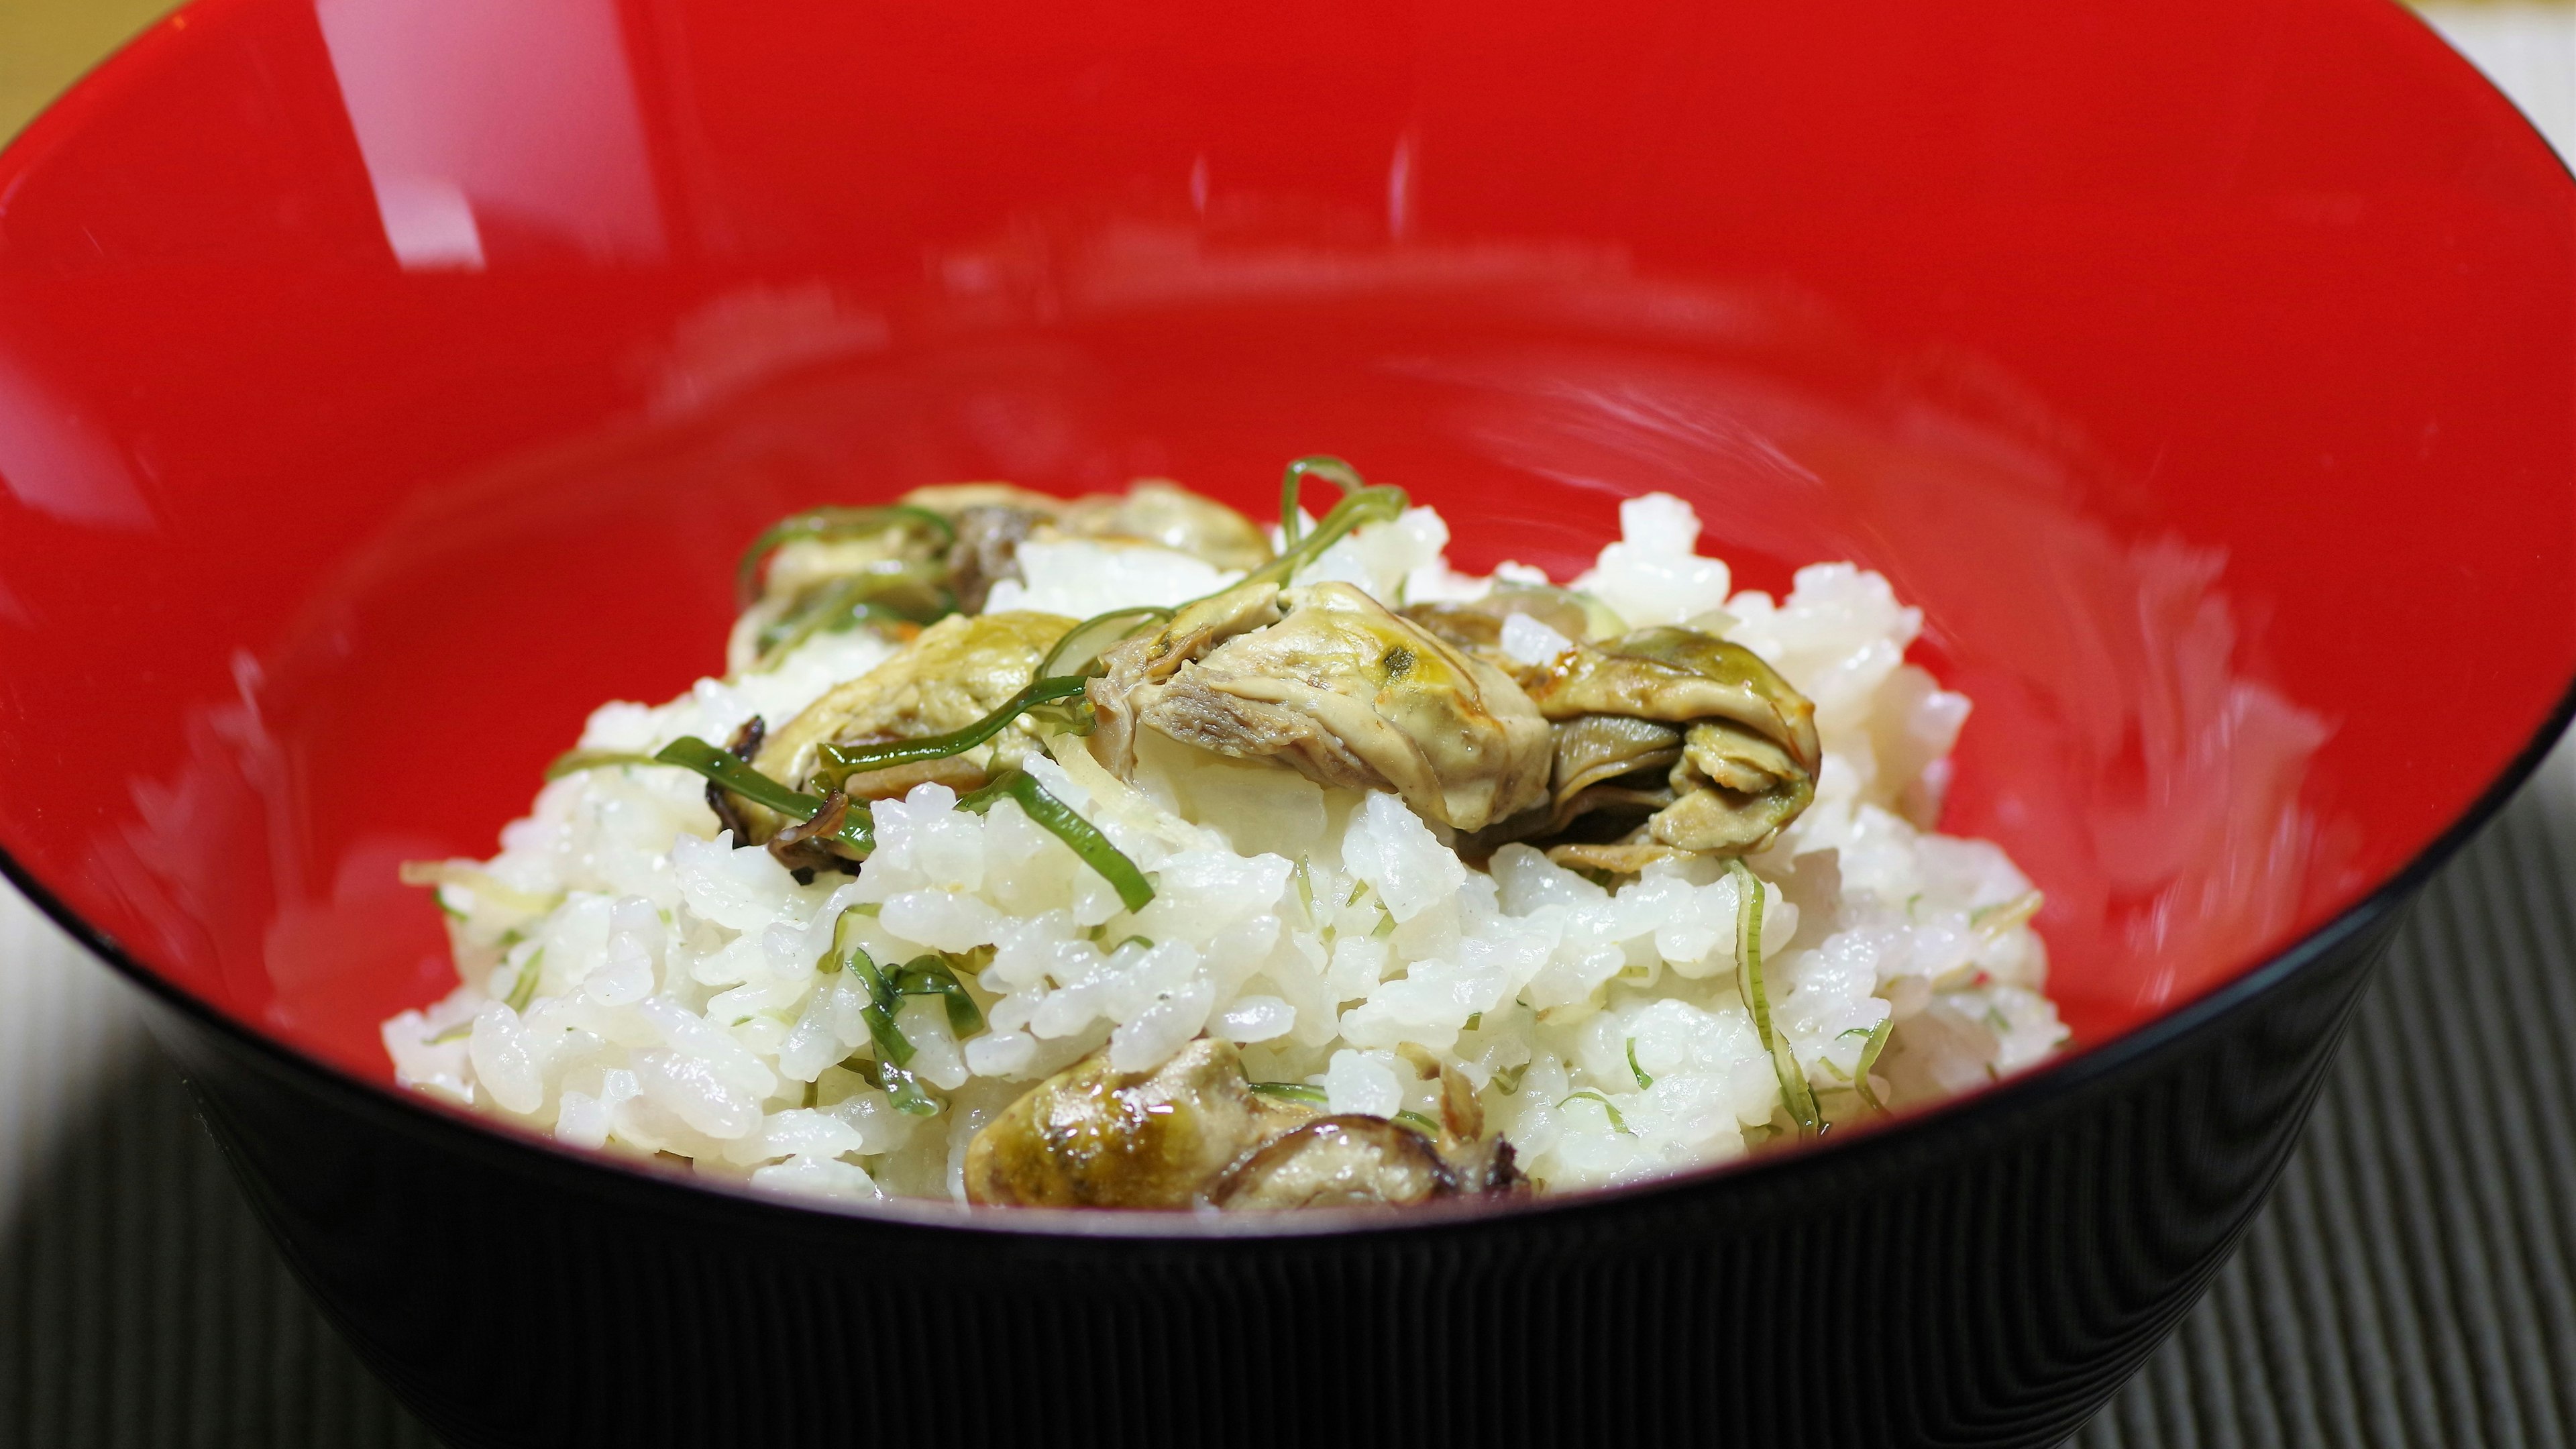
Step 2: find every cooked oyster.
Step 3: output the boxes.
[1401,584,1625,668]
[743,611,1075,840]
[963,1039,1316,1208]
[727,510,953,674]
[1511,627,1822,861]
[1059,480,1273,572]
[900,480,1271,613]
[1087,582,1552,833]
[964,1038,1523,1210]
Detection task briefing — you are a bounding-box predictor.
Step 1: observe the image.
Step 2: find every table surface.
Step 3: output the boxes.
[1,4,2571,1445]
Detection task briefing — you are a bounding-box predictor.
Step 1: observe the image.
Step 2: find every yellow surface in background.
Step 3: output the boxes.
[0,0,180,143]
[0,0,2563,148]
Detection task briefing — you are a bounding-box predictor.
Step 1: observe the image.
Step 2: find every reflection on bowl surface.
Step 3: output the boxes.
[0,0,2568,1442]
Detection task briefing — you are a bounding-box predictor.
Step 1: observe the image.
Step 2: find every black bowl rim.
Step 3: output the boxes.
[3,0,2572,1243]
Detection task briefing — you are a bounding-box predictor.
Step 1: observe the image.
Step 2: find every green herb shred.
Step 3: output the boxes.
[1557,1090,1630,1134]
[817,910,914,1069]
[814,674,1089,782]
[957,769,1155,912]
[504,948,546,1013]
[1853,1015,1893,1114]
[651,736,876,855]
[1727,857,1823,1137]
[1395,1109,1444,1136]
[1626,1037,1654,1090]
[735,504,953,608]
[892,955,985,1035]
[544,748,661,780]
[1037,605,1173,680]
[1247,1081,1330,1108]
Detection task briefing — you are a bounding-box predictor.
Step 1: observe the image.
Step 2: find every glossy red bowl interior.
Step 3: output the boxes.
[0,0,2567,1099]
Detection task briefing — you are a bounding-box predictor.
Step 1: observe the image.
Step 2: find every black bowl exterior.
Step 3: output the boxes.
[143,892,2398,1449]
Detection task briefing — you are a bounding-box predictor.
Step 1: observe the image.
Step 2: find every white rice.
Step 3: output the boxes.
[384,492,2068,1205]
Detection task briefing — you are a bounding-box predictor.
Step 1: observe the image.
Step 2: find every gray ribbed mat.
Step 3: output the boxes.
[5,733,2575,1448]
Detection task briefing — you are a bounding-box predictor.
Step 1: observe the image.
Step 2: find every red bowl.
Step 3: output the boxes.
[1,0,2567,1444]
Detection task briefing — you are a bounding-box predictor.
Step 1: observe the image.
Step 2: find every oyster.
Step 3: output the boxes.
[1087,582,1552,833]
[964,1038,1523,1210]
[743,610,1075,839]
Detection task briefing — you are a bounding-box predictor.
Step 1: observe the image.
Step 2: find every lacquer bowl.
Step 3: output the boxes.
[0,0,2568,1444]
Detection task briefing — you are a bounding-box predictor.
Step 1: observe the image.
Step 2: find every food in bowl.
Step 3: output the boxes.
[384,461,2068,1208]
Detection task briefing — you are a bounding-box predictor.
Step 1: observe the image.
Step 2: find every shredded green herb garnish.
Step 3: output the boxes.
[752,566,953,667]
[544,748,661,780]
[735,504,953,608]
[1464,1012,1483,1032]
[1247,1081,1330,1108]
[1558,1090,1630,1134]
[851,1055,938,1116]
[1970,892,2045,936]
[504,948,546,1013]
[816,908,914,1067]
[1728,857,1822,1138]
[1627,1037,1654,1090]
[429,1019,472,1044]
[1853,1015,1893,1114]
[1395,1109,1444,1136]
[1494,1063,1529,1095]
[1240,463,1408,592]
[1037,605,1173,680]
[893,955,985,1035]
[957,769,1155,912]
[1371,904,1397,938]
[1275,454,1367,551]
[1110,935,1155,953]
[814,675,1090,782]
[1291,855,1318,925]
[649,737,877,854]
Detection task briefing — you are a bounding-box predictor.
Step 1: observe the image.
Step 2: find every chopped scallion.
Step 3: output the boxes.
[1394,1109,1444,1136]
[1494,1063,1529,1095]
[1626,1037,1654,1090]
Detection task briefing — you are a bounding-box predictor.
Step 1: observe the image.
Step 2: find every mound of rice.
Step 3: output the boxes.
[385,492,2067,1204]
